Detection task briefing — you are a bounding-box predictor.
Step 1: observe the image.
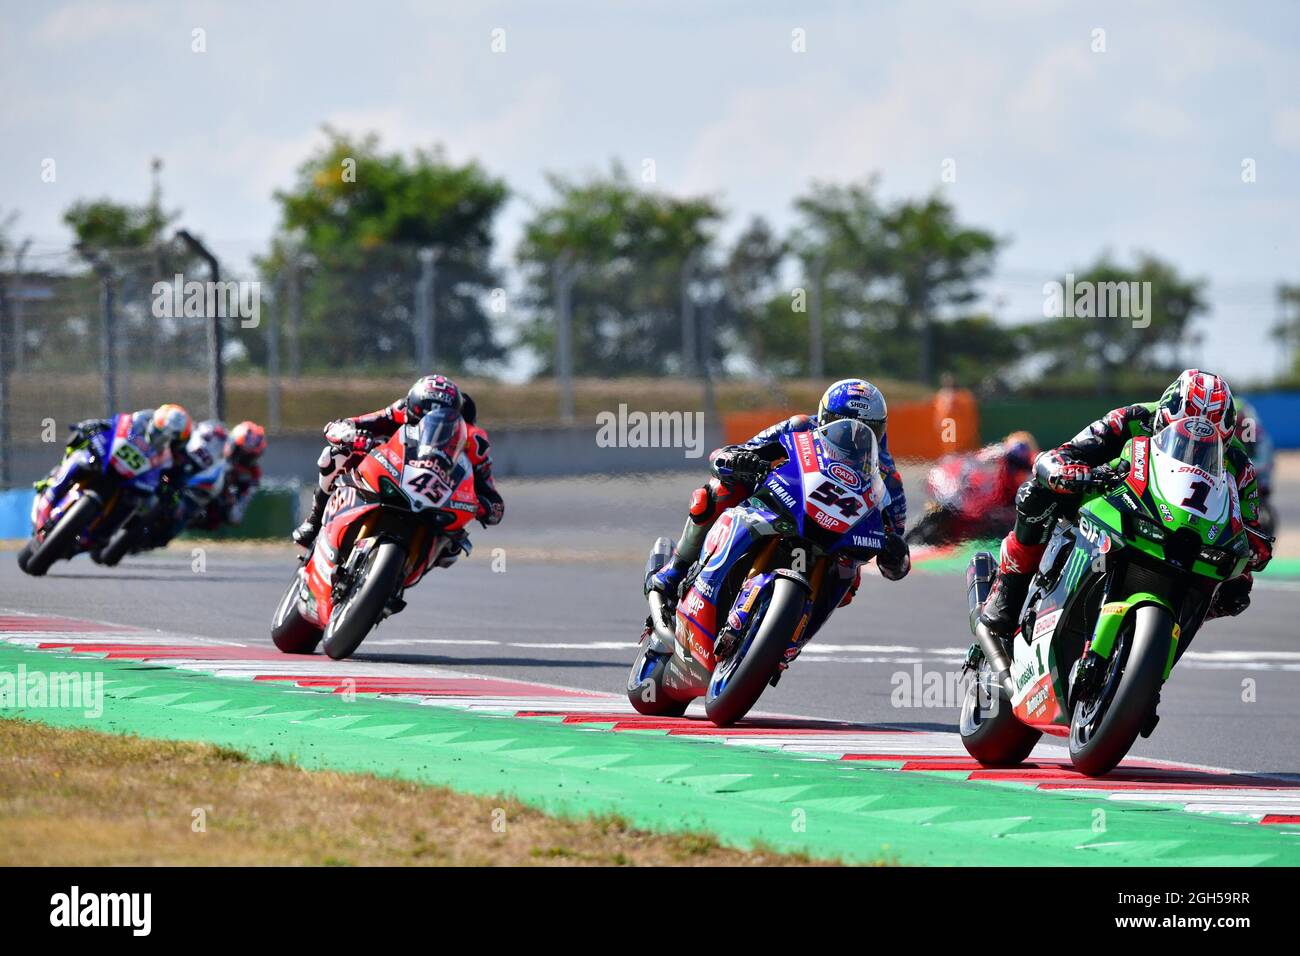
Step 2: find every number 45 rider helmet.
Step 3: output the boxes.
[1158,369,1237,442]
[406,375,463,422]
[145,403,192,452]
[818,379,888,441]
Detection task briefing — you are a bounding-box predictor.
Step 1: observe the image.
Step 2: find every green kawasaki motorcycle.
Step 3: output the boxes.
[960,416,1256,776]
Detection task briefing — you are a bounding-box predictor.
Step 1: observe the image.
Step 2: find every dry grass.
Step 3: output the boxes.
[0,718,836,867]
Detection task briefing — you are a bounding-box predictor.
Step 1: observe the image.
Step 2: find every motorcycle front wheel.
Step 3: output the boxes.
[270,570,323,654]
[1068,604,1172,776]
[704,576,805,726]
[24,496,98,577]
[321,541,406,661]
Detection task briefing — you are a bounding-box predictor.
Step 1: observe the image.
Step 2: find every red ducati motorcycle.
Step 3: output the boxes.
[271,413,478,660]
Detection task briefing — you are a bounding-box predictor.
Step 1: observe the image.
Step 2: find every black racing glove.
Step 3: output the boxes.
[711,448,768,485]
[478,497,504,527]
[877,532,911,581]
[1208,575,1252,620]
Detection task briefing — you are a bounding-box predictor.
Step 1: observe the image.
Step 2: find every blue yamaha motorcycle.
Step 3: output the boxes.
[19,414,166,576]
[628,419,895,725]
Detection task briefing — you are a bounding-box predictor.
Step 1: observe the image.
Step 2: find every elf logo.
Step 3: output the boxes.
[50,886,151,936]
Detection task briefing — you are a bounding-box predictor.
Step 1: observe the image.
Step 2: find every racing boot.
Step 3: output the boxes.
[645,516,710,600]
[292,487,330,550]
[978,534,1042,639]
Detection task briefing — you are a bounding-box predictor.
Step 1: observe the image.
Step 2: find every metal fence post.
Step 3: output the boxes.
[267,277,282,431]
[100,271,118,415]
[553,253,577,426]
[0,268,12,486]
[809,256,825,380]
[681,249,698,377]
[177,230,225,421]
[701,291,717,424]
[415,246,438,372]
[12,239,28,373]
[287,252,302,379]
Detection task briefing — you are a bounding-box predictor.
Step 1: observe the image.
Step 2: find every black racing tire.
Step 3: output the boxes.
[24,496,98,577]
[959,655,1042,766]
[96,525,134,567]
[626,644,690,717]
[16,540,34,573]
[704,576,806,727]
[1068,604,1172,777]
[321,542,406,661]
[270,571,323,654]
[905,509,950,547]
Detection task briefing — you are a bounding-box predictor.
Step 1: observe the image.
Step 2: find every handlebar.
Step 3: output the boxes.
[1088,461,1130,490]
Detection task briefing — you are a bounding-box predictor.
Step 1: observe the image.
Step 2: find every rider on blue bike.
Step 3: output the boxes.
[647,379,912,600]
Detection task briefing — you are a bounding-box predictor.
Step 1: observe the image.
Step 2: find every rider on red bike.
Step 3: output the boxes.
[292,375,504,553]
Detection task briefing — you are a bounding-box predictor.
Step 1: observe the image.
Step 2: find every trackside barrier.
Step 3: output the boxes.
[721,390,980,460]
[0,490,31,539]
[980,391,1300,451]
[1244,391,1300,449]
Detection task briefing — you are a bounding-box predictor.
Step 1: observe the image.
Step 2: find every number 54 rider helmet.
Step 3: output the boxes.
[1158,369,1237,442]
[145,403,193,451]
[818,379,888,441]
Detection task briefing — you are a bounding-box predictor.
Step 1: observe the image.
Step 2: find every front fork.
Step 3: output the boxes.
[1073,589,1178,704]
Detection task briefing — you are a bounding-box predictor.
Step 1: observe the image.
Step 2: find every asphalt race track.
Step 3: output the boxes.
[3,468,1298,778]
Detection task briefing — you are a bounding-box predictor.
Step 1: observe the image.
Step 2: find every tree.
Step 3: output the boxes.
[1274,283,1300,381]
[1029,253,1208,393]
[254,128,509,373]
[57,197,203,379]
[723,216,788,372]
[772,180,1002,380]
[63,199,171,252]
[879,196,1001,382]
[515,163,723,376]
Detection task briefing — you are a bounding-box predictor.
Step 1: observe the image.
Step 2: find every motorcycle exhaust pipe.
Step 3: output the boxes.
[967,551,1015,697]
[974,621,1016,698]
[646,590,678,650]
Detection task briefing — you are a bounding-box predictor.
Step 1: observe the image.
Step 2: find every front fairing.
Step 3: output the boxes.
[762,432,888,557]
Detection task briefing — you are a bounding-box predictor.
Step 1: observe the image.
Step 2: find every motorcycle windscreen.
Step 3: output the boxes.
[816,419,878,470]
[414,407,466,463]
[1153,416,1224,477]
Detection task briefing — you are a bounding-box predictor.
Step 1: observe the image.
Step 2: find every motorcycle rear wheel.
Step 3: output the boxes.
[24,496,98,577]
[904,509,950,547]
[959,654,1041,766]
[96,524,135,567]
[322,542,406,661]
[704,576,805,726]
[626,644,689,717]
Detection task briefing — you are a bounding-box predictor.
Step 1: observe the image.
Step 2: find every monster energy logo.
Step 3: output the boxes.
[1062,547,1089,594]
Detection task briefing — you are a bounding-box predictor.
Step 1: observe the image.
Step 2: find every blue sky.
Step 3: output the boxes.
[3,0,1298,381]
